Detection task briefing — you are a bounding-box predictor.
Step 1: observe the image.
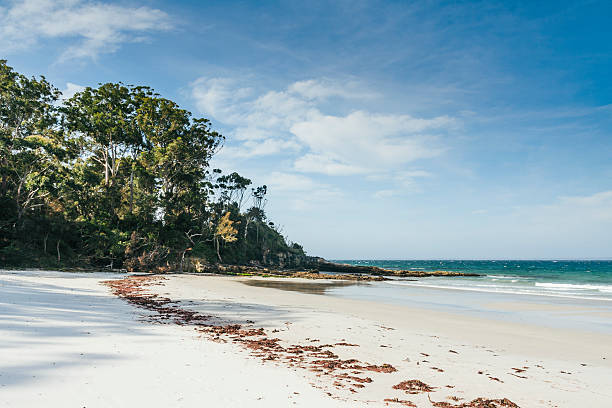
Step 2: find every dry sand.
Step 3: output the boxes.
[1,271,611,407]
[0,271,353,407]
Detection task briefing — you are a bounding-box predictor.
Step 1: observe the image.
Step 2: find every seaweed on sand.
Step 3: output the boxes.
[392,380,435,394]
[102,275,398,394]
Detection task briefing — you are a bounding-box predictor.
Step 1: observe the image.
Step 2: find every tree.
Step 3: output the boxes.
[216,172,252,211]
[244,185,267,241]
[62,83,139,187]
[135,93,223,225]
[252,185,267,212]
[0,60,64,230]
[214,211,238,262]
[0,60,305,270]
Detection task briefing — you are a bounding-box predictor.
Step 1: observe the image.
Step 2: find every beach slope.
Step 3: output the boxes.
[1,271,611,407]
[0,271,354,408]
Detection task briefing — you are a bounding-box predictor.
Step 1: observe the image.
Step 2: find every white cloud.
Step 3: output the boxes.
[290,111,449,175]
[457,190,612,257]
[245,90,317,131]
[493,190,612,246]
[288,79,377,101]
[59,82,86,100]
[221,138,301,159]
[191,77,453,177]
[559,190,612,207]
[191,77,318,135]
[396,170,433,179]
[0,0,171,60]
[545,191,612,223]
[293,153,367,176]
[191,78,253,124]
[394,170,433,187]
[373,189,397,199]
[263,172,342,211]
[265,172,326,192]
[369,170,433,197]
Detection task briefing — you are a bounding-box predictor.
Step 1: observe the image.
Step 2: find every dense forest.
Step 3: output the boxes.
[0,60,306,271]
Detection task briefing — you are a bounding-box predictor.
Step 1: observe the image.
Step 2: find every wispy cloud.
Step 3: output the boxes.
[221,139,302,159]
[464,190,612,257]
[0,0,171,60]
[191,77,453,177]
[291,111,450,175]
[262,172,342,211]
[373,189,397,199]
[541,190,612,223]
[288,78,378,101]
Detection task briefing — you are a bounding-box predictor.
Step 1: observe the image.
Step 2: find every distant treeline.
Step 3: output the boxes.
[0,60,305,270]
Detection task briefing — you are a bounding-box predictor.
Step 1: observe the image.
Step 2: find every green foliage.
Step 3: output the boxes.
[0,60,305,270]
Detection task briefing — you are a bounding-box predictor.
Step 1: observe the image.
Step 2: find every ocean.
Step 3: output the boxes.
[331,260,612,301]
[324,260,612,333]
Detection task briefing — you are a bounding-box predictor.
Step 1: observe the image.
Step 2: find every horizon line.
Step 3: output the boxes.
[327,258,612,261]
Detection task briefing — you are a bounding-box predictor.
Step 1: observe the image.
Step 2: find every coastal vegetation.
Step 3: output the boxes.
[0,60,305,271]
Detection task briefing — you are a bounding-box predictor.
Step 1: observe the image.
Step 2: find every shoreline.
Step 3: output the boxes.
[2,270,611,407]
[186,275,612,363]
[131,274,612,406]
[283,278,612,335]
[0,258,482,280]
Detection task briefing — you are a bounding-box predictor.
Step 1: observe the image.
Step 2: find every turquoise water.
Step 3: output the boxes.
[330,260,612,301]
[323,260,612,332]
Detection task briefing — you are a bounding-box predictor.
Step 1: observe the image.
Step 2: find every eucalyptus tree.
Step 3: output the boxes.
[0,60,65,230]
[0,60,304,269]
[244,185,267,241]
[62,83,139,187]
[60,83,142,236]
[133,91,224,227]
[215,171,252,211]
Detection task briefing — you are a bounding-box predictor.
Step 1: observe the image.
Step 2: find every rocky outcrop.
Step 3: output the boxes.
[261,249,315,268]
[182,257,479,278]
[316,260,480,277]
[180,261,386,281]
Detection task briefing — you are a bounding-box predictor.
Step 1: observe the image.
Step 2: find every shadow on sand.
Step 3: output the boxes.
[0,274,151,386]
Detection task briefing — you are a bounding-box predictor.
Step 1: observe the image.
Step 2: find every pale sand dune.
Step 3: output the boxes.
[1,271,611,407]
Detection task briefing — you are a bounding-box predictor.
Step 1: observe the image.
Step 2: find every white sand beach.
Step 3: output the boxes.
[0,271,354,407]
[1,270,611,407]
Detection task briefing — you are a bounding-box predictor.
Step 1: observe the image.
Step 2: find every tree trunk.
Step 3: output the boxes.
[104,162,109,186]
[43,233,48,254]
[215,237,222,263]
[104,149,109,186]
[244,218,250,239]
[56,240,61,263]
[180,250,186,273]
[1,155,7,195]
[129,169,134,214]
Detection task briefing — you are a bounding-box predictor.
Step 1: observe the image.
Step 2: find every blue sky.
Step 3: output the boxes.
[2,0,611,259]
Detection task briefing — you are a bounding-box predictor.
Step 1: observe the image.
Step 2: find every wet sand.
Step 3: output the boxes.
[149,275,612,407]
[242,278,363,294]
